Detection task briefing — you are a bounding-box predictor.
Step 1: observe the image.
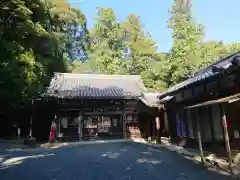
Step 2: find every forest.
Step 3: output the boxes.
[1,0,240,109]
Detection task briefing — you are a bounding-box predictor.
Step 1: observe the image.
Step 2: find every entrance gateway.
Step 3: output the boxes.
[44,73,147,140]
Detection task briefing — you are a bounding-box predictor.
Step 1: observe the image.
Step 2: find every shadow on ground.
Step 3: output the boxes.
[0,142,236,180]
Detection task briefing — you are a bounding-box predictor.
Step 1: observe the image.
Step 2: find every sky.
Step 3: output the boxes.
[68,0,240,52]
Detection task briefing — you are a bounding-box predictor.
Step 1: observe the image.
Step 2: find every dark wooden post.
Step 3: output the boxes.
[147,116,151,139]
[123,115,126,139]
[164,109,171,141]
[220,103,232,173]
[78,111,83,141]
[29,99,34,138]
[152,116,156,139]
[57,115,60,138]
[181,90,189,137]
[195,108,205,165]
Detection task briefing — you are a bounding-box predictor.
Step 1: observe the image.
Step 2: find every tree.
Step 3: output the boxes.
[197,41,240,69]
[88,7,125,74]
[162,0,204,86]
[141,53,169,91]
[69,60,102,74]
[45,0,89,62]
[0,0,87,107]
[120,14,158,75]
[198,41,229,69]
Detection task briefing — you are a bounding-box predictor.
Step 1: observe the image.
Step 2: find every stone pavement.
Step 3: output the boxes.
[0,141,236,180]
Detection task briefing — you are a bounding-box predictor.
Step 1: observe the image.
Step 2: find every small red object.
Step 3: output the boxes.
[50,128,56,141]
[49,122,56,141]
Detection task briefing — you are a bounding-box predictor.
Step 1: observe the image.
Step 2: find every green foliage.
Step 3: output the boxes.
[140,57,168,92]
[86,7,125,74]
[70,3,240,91]
[160,0,205,86]
[76,9,165,90]
[4,0,240,105]
[0,0,87,107]
[157,0,240,88]
[121,14,158,75]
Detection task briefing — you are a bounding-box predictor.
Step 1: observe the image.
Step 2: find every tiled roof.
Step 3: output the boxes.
[139,92,162,107]
[159,52,240,98]
[44,73,148,99]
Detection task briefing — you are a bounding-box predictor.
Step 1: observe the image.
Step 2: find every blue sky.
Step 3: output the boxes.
[68,0,240,52]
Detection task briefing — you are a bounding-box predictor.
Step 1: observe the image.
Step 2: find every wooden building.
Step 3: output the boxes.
[138,92,167,142]
[40,73,162,141]
[158,52,240,148]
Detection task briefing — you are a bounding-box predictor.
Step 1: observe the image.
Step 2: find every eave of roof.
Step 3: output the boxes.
[139,92,162,107]
[158,51,240,99]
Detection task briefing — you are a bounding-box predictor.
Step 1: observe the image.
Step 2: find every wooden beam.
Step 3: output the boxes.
[59,110,138,115]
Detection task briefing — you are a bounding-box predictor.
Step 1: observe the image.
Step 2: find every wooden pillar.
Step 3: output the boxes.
[164,110,170,140]
[78,112,83,141]
[144,118,147,139]
[29,99,34,138]
[156,116,161,143]
[123,115,126,138]
[58,117,61,137]
[220,103,233,173]
[184,110,189,137]
[195,108,205,165]
[152,116,156,138]
[182,90,189,137]
[147,116,151,139]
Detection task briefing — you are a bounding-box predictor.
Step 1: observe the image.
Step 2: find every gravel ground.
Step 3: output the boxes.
[0,142,236,180]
